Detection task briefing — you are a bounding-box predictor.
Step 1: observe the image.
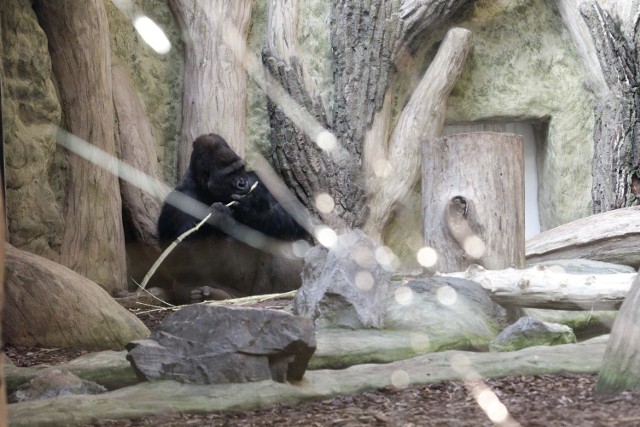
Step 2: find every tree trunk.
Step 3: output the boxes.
[0,16,7,426]
[169,0,252,177]
[34,0,127,294]
[597,272,640,394]
[580,2,640,213]
[112,64,162,249]
[526,206,640,268]
[0,183,6,427]
[263,0,470,232]
[422,132,525,272]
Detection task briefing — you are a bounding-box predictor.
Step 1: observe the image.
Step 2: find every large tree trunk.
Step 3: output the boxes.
[597,272,640,394]
[580,2,640,213]
[263,0,471,233]
[422,132,525,272]
[0,186,6,427]
[169,0,252,177]
[112,64,162,249]
[0,17,7,426]
[34,0,127,294]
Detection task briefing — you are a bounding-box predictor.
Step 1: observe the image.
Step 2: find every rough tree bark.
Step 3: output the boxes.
[263,0,471,233]
[34,0,127,294]
[0,182,6,426]
[0,21,5,422]
[580,1,640,213]
[169,0,252,177]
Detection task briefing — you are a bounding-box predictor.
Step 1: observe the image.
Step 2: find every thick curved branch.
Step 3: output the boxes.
[364,27,472,240]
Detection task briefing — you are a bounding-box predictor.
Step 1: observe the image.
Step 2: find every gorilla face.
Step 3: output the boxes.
[190,134,251,204]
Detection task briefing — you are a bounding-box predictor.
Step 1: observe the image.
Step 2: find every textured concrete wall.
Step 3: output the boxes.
[382,0,595,265]
[105,0,184,184]
[444,0,594,230]
[2,0,65,259]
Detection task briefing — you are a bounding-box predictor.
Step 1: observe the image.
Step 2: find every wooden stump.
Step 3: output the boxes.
[421,132,525,272]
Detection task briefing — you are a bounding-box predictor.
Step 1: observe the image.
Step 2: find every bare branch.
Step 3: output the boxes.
[364,27,472,240]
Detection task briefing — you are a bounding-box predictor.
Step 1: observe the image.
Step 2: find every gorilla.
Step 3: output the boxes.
[156,133,310,303]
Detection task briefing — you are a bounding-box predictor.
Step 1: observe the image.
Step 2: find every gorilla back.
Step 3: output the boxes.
[157,133,309,303]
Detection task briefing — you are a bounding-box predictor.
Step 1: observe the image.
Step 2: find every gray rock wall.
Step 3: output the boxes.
[2,0,65,259]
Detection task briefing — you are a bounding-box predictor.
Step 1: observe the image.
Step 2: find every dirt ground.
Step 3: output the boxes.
[5,306,640,426]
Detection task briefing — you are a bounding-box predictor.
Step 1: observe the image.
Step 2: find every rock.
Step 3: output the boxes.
[126,304,316,384]
[3,243,149,350]
[386,277,508,351]
[294,229,391,329]
[8,369,106,403]
[529,259,637,275]
[490,316,576,352]
[524,308,615,340]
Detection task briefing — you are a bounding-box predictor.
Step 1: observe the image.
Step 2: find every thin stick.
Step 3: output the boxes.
[131,278,175,307]
[138,182,258,292]
[203,290,296,306]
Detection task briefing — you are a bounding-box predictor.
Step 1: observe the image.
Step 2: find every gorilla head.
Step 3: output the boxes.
[188,133,251,205]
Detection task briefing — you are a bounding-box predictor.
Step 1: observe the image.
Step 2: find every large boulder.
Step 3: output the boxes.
[126,304,316,384]
[386,277,508,351]
[3,243,149,350]
[294,229,391,329]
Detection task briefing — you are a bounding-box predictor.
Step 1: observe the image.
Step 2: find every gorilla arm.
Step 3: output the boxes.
[230,181,310,241]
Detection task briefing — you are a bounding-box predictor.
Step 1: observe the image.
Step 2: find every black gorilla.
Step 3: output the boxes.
[157,133,310,303]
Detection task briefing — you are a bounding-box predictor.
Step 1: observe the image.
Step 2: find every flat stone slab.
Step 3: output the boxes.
[8,336,608,427]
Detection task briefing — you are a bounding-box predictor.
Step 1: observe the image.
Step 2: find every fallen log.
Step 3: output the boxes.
[526,206,640,268]
[441,265,637,310]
